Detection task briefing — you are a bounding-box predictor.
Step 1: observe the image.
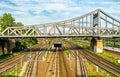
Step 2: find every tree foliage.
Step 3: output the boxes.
[12,38,38,52]
[0,17,2,31]
[0,13,38,52]
[14,22,24,27]
[0,13,15,31]
[0,13,24,31]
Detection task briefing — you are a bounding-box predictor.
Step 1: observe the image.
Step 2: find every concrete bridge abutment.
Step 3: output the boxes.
[0,39,15,55]
[90,37,103,53]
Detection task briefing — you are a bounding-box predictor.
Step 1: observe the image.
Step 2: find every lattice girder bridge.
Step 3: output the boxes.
[0,9,120,38]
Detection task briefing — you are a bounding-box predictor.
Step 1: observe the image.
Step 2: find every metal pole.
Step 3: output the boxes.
[29,43,32,63]
[21,57,23,67]
[16,63,18,76]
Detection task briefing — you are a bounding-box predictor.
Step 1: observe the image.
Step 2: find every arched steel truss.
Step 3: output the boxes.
[0,9,120,38]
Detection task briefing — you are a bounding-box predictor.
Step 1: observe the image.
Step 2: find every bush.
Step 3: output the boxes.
[12,38,38,52]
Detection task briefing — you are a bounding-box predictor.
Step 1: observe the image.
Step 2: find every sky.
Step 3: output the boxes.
[0,0,120,25]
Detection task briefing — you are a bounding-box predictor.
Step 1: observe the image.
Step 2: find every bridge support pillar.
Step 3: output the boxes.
[0,40,8,55]
[90,38,103,53]
[4,42,8,54]
[0,39,15,55]
[0,45,3,55]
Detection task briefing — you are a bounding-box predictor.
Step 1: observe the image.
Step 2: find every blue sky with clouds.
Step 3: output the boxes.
[0,0,120,25]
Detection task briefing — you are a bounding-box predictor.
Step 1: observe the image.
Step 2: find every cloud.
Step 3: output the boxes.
[0,0,120,25]
[0,0,18,6]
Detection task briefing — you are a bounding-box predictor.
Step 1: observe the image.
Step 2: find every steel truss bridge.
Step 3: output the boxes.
[0,9,120,38]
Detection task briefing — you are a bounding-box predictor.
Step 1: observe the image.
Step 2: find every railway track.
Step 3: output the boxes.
[25,49,47,77]
[22,40,120,77]
[0,52,31,75]
[71,51,88,77]
[0,52,28,67]
[0,40,51,77]
[25,52,37,77]
[80,51,120,76]
[65,41,88,77]
[70,41,120,76]
[65,41,120,76]
[69,50,77,77]
[25,49,75,77]
[41,51,55,77]
[59,52,69,77]
[25,51,44,77]
[4,40,119,77]
[25,41,52,77]
[55,51,59,77]
[36,51,46,77]
[0,41,48,76]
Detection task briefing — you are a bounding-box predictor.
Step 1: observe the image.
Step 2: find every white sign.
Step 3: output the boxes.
[118,60,120,63]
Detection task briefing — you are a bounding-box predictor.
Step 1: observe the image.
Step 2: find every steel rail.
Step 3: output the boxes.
[81,50,120,76]
[0,52,30,74]
[65,41,88,77]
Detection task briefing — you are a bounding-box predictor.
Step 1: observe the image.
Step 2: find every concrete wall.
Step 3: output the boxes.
[0,39,15,55]
[0,45,3,56]
[8,39,15,52]
[0,39,7,55]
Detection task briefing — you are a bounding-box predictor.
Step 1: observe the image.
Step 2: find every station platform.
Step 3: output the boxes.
[104,46,120,53]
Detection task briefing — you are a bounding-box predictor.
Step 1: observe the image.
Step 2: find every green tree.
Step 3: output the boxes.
[14,22,24,27]
[12,38,38,52]
[0,13,15,31]
[0,13,38,52]
[0,16,2,31]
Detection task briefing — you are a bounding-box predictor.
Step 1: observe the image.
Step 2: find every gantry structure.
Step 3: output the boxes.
[0,9,120,38]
